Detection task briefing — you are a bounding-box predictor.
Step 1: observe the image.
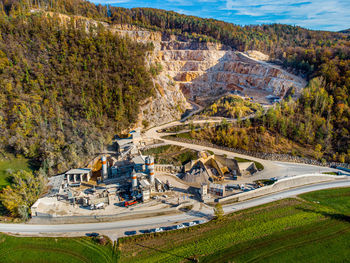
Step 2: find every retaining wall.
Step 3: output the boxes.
[218,174,346,203]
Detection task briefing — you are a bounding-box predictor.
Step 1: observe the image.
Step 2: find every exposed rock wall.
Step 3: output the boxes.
[157,47,306,104]
[110,25,191,127]
[44,11,306,126]
[113,25,306,123]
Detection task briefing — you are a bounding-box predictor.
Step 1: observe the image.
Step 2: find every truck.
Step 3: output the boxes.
[124,200,138,207]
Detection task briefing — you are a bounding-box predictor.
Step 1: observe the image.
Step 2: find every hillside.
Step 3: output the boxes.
[0,8,155,174]
[0,0,349,172]
[339,29,350,34]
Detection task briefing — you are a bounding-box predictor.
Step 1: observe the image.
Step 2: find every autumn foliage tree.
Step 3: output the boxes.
[0,170,47,219]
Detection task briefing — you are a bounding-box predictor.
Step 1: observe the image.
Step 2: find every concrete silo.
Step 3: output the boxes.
[101,156,108,180]
[146,156,155,185]
[131,170,138,189]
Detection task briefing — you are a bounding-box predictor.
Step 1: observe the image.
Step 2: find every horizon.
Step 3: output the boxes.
[90,0,350,32]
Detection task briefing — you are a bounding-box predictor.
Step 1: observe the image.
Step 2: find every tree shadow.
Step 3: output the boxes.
[297,207,350,223]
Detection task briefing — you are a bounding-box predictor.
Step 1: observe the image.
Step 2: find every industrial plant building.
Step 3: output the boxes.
[183,151,241,183]
[65,168,92,184]
[31,130,249,218]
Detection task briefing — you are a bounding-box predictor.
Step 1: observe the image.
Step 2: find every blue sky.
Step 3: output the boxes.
[91,0,350,31]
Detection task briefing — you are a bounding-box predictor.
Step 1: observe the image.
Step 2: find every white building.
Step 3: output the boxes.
[65,168,92,184]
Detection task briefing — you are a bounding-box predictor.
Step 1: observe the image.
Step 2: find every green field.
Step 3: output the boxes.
[0,157,33,189]
[118,187,350,262]
[0,235,117,263]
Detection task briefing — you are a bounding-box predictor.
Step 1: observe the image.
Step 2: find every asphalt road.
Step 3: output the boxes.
[1,179,349,234]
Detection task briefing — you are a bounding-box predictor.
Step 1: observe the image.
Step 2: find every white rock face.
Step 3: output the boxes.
[111,25,191,128]
[48,13,306,127]
[116,27,306,124]
[245,50,270,61]
[157,46,306,104]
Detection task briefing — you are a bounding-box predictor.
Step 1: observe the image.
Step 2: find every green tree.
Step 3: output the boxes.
[213,203,224,219]
[0,170,46,219]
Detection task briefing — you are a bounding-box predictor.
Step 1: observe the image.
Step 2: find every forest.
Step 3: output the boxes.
[0,0,349,169]
[193,78,348,162]
[0,3,154,175]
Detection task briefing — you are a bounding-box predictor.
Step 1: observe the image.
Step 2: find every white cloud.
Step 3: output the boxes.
[225,0,350,30]
[91,0,349,30]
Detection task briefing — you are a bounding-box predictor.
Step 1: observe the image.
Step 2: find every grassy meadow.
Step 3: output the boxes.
[141,145,198,165]
[0,235,117,263]
[0,156,33,189]
[118,187,350,262]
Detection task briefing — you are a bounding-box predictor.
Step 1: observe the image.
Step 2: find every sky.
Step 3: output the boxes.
[90,0,350,31]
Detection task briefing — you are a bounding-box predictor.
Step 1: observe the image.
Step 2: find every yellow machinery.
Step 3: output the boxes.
[89,159,102,172]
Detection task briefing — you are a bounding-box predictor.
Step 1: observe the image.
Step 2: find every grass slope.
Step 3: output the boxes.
[0,235,116,263]
[0,157,33,189]
[118,187,350,262]
[141,145,197,165]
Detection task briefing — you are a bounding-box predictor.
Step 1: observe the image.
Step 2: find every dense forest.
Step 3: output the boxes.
[0,3,154,175]
[193,78,349,162]
[0,0,349,168]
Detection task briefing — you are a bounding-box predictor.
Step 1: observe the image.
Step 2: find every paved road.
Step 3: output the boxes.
[222,179,350,213]
[1,179,349,234]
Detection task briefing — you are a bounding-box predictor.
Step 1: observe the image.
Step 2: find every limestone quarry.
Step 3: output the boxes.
[47,12,307,127]
[113,26,306,125]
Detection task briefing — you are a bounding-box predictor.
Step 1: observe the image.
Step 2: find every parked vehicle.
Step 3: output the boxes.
[176,224,185,229]
[188,221,197,227]
[95,202,105,209]
[125,231,137,236]
[86,232,99,237]
[155,227,163,233]
[124,200,138,207]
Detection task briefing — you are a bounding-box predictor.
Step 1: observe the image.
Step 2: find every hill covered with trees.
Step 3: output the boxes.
[0,0,349,169]
[0,2,154,175]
